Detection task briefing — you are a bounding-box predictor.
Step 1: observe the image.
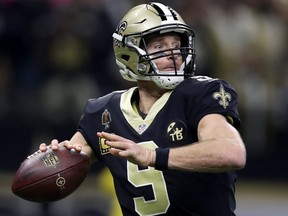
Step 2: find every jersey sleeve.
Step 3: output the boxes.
[76,99,102,159]
[187,77,241,129]
[76,91,122,160]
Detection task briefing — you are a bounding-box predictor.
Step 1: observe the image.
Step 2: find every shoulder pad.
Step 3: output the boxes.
[85,90,124,113]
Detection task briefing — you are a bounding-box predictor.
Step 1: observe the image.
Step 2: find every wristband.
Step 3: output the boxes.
[155,148,170,170]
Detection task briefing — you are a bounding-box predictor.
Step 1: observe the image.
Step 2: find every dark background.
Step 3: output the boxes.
[0,0,288,215]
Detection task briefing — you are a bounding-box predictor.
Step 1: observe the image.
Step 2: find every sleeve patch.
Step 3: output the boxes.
[212,83,232,109]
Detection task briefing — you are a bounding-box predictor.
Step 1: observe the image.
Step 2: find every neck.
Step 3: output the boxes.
[136,81,170,114]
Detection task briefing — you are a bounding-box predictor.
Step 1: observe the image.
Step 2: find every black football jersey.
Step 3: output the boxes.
[77,76,241,216]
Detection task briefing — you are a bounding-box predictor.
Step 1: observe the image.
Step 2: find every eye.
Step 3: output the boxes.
[154,44,163,50]
[173,42,181,49]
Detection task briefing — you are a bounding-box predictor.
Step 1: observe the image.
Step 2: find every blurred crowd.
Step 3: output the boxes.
[0,0,288,179]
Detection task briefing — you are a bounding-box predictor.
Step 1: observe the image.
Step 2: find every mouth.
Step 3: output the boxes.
[163,66,176,71]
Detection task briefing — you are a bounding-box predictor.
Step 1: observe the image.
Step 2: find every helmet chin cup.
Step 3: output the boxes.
[152,72,184,89]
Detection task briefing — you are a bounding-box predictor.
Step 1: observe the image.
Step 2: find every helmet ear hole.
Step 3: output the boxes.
[121,55,130,61]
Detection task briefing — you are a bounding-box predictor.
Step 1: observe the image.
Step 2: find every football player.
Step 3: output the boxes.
[40,2,246,215]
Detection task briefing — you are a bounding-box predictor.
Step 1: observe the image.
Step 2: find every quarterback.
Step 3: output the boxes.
[40,2,246,216]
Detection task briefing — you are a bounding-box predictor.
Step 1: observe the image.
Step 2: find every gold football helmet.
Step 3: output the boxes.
[113,2,196,89]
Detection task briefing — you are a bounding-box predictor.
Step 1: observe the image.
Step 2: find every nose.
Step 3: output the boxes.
[167,49,180,61]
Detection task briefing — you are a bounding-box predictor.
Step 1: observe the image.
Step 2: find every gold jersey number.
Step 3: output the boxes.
[127,142,170,216]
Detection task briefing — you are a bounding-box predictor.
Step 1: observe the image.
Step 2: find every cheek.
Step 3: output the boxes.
[175,57,183,69]
[177,56,183,64]
[152,58,165,70]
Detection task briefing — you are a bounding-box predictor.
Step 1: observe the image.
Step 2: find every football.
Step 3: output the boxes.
[11,146,90,203]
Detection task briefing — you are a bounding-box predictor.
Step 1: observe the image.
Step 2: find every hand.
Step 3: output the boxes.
[39,139,82,152]
[97,132,155,167]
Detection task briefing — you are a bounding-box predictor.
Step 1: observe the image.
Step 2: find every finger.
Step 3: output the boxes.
[39,143,48,152]
[99,132,126,142]
[74,145,82,152]
[105,140,127,151]
[68,144,82,152]
[51,139,59,145]
[50,139,59,150]
[109,147,123,156]
[62,140,72,148]
[97,132,110,140]
[63,140,82,152]
[97,132,103,138]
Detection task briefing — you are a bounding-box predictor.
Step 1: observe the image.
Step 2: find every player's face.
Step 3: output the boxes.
[146,34,183,72]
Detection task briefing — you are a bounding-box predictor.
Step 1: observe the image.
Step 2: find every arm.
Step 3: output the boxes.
[168,114,246,172]
[98,114,246,173]
[39,131,96,163]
